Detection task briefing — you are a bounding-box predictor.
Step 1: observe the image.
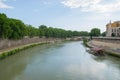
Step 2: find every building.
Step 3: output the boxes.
[106,21,120,37]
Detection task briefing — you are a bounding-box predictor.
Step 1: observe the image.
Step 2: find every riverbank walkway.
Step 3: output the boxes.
[88,40,120,57]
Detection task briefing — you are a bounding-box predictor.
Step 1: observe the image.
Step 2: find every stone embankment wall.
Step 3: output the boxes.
[0,37,63,50]
[92,37,120,44]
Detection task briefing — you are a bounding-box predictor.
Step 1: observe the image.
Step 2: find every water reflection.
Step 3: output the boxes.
[0,41,120,80]
[92,55,120,80]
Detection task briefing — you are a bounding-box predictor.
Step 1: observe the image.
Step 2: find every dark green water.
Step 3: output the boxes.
[0,41,120,80]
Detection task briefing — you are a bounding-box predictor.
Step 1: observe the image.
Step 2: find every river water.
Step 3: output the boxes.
[0,41,120,80]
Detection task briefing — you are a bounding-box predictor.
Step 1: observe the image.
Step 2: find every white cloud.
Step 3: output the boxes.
[0,0,13,9]
[61,0,101,8]
[61,0,120,13]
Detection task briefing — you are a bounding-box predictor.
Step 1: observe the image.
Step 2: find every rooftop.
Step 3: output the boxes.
[106,21,120,27]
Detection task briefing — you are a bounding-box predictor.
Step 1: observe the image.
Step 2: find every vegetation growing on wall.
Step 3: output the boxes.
[83,38,91,47]
[0,42,48,60]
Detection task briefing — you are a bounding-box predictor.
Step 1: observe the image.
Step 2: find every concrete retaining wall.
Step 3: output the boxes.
[92,37,120,44]
[0,37,62,50]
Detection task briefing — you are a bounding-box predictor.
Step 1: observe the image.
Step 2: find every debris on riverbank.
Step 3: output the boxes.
[87,47,104,56]
[87,40,120,57]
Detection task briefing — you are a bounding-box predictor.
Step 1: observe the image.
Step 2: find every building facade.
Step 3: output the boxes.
[106,21,120,37]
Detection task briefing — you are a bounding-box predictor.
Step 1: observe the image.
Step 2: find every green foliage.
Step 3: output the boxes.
[78,31,89,36]
[38,26,90,38]
[90,28,101,36]
[0,13,39,39]
[39,25,47,37]
[83,38,88,47]
[0,13,11,39]
[101,31,106,36]
[26,25,39,38]
[0,42,48,60]
[8,18,27,39]
[0,13,90,39]
[83,38,91,47]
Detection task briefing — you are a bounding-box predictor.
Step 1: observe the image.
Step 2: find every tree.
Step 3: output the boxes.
[79,31,89,36]
[101,31,106,36]
[0,13,11,39]
[0,13,93,40]
[90,28,101,36]
[26,25,39,38]
[39,25,47,38]
[8,18,27,39]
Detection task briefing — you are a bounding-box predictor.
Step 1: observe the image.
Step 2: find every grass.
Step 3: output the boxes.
[83,38,91,48]
[0,42,48,60]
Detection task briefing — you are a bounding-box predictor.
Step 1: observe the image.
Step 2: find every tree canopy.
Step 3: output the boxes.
[101,31,106,36]
[90,28,101,36]
[0,13,90,39]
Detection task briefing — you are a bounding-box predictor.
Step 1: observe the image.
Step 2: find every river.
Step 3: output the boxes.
[0,41,120,80]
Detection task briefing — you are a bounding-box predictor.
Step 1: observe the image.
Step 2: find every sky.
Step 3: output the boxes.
[0,0,120,32]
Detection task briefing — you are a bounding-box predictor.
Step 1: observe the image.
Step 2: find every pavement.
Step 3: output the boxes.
[88,40,120,57]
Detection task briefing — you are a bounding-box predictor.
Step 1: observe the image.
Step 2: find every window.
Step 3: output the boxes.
[115,29,116,32]
[112,29,113,32]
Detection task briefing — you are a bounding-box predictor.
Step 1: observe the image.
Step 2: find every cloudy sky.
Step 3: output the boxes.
[1,0,120,32]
